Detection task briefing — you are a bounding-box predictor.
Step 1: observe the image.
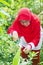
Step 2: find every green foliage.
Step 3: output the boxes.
[12,48,21,65]
[0,34,19,65]
[0,0,43,65]
[0,0,10,7]
[0,0,43,27]
[19,51,37,65]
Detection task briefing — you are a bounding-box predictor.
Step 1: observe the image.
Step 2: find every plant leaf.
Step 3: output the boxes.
[0,0,10,7]
[12,48,21,65]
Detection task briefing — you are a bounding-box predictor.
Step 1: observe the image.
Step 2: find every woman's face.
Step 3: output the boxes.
[20,20,30,27]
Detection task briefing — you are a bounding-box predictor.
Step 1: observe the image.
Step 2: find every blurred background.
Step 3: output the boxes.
[0,0,43,65]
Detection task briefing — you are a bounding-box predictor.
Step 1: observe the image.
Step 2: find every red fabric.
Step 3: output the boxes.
[7,8,40,58]
[21,47,28,58]
[7,8,40,47]
[32,50,40,65]
[21,49,40,64]
[21,49,40,65]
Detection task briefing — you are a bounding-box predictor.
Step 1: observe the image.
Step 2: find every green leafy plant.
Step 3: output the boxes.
[0,0,43,65]
[12,48,21,65]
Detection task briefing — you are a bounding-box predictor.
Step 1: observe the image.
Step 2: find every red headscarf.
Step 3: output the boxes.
[7,8,40,44]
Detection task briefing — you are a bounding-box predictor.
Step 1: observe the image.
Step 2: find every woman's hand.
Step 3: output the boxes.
[23,44,32,54]
[12,31,18,41]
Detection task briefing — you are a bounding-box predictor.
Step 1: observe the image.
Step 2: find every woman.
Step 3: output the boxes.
[7,8,42,65]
